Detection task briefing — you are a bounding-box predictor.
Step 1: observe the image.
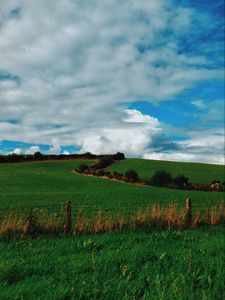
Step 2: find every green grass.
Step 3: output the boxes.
[0,160,224,219]
[0,160,224,299]
[108,158,225,184]
[0,227,224,299]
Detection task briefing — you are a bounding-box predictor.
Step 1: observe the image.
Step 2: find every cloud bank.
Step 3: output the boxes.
[0,0,224,164]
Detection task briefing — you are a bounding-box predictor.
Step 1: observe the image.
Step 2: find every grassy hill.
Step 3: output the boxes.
[0,160,224,219]
[107,158,224,184]
[0,159,224,299]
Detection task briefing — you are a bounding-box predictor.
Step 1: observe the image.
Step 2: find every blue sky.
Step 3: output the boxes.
[0,0,224,164]
[130,79,224,129]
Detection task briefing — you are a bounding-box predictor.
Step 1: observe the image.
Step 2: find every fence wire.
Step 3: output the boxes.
[0,198,223,223]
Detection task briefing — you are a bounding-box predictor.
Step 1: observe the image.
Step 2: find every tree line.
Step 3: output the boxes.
[0,151,125,163]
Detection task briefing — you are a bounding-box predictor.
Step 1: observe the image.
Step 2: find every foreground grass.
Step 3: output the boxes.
[108,158,225,184]
[0,161,224,220]
[0,227,224,300]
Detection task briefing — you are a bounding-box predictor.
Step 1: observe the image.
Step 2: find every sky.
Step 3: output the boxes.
[0,0,224,164]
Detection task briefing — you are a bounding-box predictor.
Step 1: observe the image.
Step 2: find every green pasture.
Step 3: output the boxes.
[0,160,224,218]
[0,227,224,299]
[108,158,225,184]
[0,160,224,299]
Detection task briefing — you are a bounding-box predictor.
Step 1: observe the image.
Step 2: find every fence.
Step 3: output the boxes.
[0,198,224,239]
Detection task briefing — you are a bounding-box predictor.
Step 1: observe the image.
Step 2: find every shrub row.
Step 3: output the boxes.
[76,164,224,192]
[145,170,224,191]
[147,171,188,187]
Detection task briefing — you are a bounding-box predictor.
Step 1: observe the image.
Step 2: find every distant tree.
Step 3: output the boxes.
[173,174,189,186]
[7,153,22,163]
[150,170,172,187]
[33,151,44,160]
[82,152,97,159]
[77,164,89,173]
[96,169,105,176]
[125,170,139,182]
[0,155,6,163]
[95,156,114,169]
[112,152,125,160]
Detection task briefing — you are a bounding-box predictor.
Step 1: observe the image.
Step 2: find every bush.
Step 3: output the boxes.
[144,180,151,185]
[96,169,105,176]
[105,172,113,178]
[112,152,125,160]
[88,168,97,175]
[125,170,139,182]
[116,173,123,180]
[95,156,114,169]
[82,152,97,159]
[173,174,189,186]
[77,164,89,173]
[150,170,172,187]
[33,151,44,160]
[112,172,123,180]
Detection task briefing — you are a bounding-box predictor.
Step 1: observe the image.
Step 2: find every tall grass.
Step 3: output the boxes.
[0,202,224,239]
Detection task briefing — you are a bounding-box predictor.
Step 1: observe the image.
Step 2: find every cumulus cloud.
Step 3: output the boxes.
[76,109,162,156]
[144,130,225,165]
[25,145,41,154]
[11,148,22,155]
[48,139,61,154]
[0,0,223,163]
[62,150,70,155]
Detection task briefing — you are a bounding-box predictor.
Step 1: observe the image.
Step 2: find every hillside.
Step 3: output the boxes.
[0,160,224,219]
[0,159,224,299]
[107,158,224,184]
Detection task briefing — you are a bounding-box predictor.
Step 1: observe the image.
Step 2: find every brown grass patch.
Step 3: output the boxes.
[0,202,224,239]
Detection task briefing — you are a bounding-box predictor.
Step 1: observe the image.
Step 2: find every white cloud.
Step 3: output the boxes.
[48,139,61,154]
[144,130,225,165]
[191,100,206,109]
[124,109,160,125]
[62,150,70,155]
[11,148,22,155]
[25,145,40,154]
[0,0,223,163]
[144,152,224,165]
[76,109,162,156]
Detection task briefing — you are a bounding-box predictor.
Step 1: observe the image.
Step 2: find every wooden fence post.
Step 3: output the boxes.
[185,198,192,228]
[64,201,72,235]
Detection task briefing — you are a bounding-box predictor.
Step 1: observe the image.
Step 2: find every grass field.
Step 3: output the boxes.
[108,158,225,184]
[0,227,224,299]
[0,160,224,219]
[0,159,224,299]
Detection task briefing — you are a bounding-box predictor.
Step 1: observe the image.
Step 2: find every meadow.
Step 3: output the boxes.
[0,159,224,220]
[0,159,224,299]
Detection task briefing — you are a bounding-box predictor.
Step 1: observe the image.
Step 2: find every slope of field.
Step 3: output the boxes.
[0,160,224,299]
[108,158,225,184]
[0,227,224,299]
[0,160,224,219]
